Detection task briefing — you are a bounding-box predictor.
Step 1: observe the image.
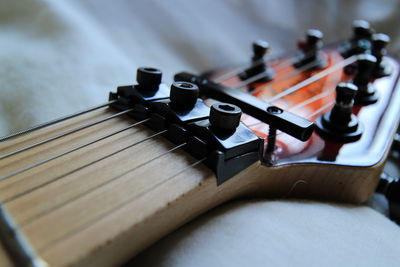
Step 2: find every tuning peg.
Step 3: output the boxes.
[353,54,378,105]
[239,40,274,83]
[252,40,269,60]
[316,82,363,142]
[136,67,162,91]
[340,20,373,58]
[372,33,392,77]
[294,29,327,69]
[209,103,242,132]
[170,82,199,110]
[352,20,373,41]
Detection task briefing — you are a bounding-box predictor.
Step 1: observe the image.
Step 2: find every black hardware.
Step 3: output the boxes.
[340,20,373,58]
[294,29,327,70]
[109,68,263,185]
[372,33,392,78]
[239,40,275,83]
[174,72,315,142]
[376,172,400,225]
[316,82,363,142]
[353,54,379,105]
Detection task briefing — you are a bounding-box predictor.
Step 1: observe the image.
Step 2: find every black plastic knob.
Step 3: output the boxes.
[239,40,274,83]
[136,67,162,91]
[252,40,270,59]
[306,29,323,47]
[210,103,242,132]
[353,54,378,105]
[316,82,363,142]
[352,20,373,40]
[373,33,390,51]
[372,33,392,78]
[170,82,199,110]
[329,83,358,124]
[294,29,326,69]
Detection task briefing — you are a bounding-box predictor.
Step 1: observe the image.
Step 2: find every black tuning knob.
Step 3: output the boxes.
[170,81,199,110]
[353,54,378,105]
[352,20,373,40]
[376,173,400,224]
[294,29,327,70]
[210,103,242,132]
[239,40,274,83]
[316,82,363,142]
[136,67,162,91]
[372,33,392,78]
[340,20,373,58]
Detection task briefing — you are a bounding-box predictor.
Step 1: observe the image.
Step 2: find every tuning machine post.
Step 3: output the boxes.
[239,40,275,83]
[316,82,363,142]
[340,20,374,58]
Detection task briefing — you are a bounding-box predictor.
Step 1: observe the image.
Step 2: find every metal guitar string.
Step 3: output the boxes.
[0,119,150,181]
[0,108,133,160]
[3,128,172,204]
[244,56,355,128]
[17,141,186,226]
[39,157,206,252]
[0,100,117,143]
[263,55,357,104]
[2,53,351,181]
[232,58,318,91]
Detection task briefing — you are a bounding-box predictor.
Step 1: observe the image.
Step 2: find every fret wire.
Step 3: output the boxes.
[39,155,206,252]
[16,140,184,225]
[0,109,133,160]
[0,119,150,181]
[0,100,117,143]
[264,55,357,104]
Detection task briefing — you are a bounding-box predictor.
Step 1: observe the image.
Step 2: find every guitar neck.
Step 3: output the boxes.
[0,107,381,266]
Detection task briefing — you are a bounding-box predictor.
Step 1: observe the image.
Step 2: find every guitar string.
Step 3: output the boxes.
[0,100,117,143]
[214,48,317,84]
[262,55,357,104]
[3,129,173,204]
[16,142,186,226]
[2,53,351,180]
[3,52,349,246]
[233,58,318,91]
[39,156,206,252]
[0,118,150,181]
[0,108,133,160]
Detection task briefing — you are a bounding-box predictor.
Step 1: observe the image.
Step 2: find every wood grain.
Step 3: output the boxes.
[0,108,383,266]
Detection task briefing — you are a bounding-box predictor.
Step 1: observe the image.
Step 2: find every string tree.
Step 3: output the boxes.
[293,29,327,70]
[316,82,363,142]
[239,40,275,85]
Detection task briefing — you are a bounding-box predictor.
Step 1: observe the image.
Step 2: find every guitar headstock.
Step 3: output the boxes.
[1,20,400,267]
[177,21,399,170]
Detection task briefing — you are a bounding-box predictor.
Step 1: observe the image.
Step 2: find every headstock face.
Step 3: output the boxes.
[206,46,400,167]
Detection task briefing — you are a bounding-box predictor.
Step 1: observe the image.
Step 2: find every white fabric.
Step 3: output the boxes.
[1,1,400,266]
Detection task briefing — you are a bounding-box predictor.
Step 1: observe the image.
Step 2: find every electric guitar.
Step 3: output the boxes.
[0,20,399,267]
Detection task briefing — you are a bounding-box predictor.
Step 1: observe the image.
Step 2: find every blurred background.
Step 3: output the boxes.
[0,0,399,135]
[1,1,400,266]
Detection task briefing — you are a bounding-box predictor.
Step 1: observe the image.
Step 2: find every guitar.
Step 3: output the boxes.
[0,20,399,267]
